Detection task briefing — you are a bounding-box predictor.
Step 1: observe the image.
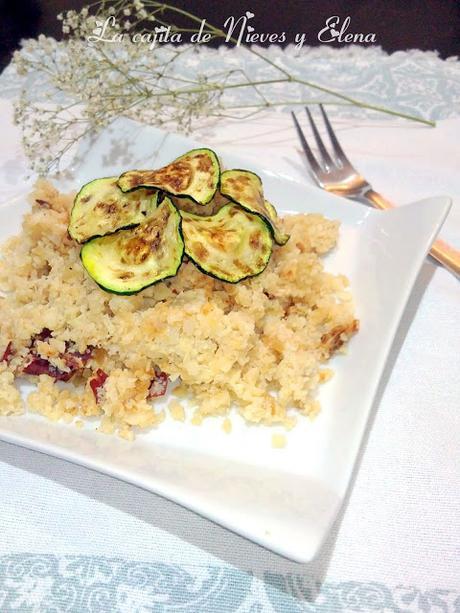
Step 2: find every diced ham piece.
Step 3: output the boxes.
[1,342,13,363]
[70,347,93,363]
[63,344,94,371]
[23,329,94,382]
[89,369,108,404]
[32,328,52,344]
[148,368,169,399]
[23,356,74,382]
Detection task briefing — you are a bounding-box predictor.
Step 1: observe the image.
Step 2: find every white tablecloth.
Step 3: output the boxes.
[0,46,459,612]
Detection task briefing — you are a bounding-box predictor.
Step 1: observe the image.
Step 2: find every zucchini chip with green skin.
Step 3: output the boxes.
[220,170,290,246]
[80,197,184,295]
[264,199,290,246]
[68,177,158,244]
[171,190,229,217]
[181,203,273,283]
[118,148,220,205]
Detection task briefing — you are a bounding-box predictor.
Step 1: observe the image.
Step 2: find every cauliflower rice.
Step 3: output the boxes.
[0,180,358,440]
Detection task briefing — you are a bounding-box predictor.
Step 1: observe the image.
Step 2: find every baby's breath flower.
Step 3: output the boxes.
[11,0,427,175]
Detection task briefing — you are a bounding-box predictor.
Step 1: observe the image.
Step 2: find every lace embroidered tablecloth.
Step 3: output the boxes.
[0,46,459,612]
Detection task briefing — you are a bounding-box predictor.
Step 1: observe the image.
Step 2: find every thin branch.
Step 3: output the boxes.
[13,0,436,174]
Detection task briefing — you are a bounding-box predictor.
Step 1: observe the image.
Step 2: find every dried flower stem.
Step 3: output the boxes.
[156,2,434,126]
[12,0,435,175]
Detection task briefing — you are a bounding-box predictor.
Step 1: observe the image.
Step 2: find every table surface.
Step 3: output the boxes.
[0,45,459,612]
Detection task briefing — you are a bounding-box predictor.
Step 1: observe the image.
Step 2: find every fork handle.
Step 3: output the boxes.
[363,189,460,277]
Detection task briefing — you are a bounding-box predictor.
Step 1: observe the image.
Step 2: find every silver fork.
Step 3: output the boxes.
[291,105,459,276]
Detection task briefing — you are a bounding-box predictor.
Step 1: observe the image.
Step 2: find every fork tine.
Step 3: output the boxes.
[319,104,350,165]
[305,107,334,168]
[290,111,322,175]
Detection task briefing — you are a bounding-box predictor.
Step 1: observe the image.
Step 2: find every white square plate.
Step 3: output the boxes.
[0,119,451,562]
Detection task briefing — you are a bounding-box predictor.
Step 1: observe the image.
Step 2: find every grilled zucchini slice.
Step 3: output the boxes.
[80,197,184,294]
[118,148,220,205]
[220,170,289,246]
[181,203,273,283]
[68,177,158,244]
[171,189,229,217]
[264,199,290,246]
